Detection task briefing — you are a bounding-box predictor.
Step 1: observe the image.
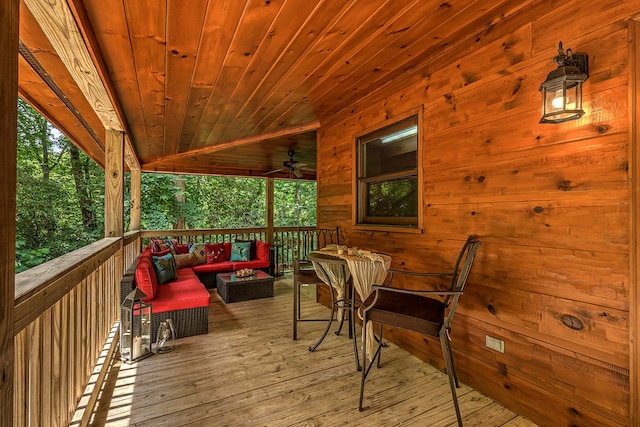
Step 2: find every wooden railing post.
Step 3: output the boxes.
[266,177,274,246]
[1,0,18,424]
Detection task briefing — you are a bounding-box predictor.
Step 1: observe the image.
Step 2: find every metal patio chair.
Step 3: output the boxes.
[357,235,482,426]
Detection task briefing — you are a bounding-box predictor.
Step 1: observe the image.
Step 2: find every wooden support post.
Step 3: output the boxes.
[266,177,275,245]
[629,16,640,427]
[0,0,18,424]
[130,169,141,231]
[105,130,124,238]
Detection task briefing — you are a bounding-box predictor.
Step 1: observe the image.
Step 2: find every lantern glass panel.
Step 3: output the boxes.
[120,288,152,363]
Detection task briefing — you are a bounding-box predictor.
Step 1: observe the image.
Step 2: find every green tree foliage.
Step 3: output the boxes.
[274,180,316,226]
[131,174,316,230]
[17,99,317,272]
[16,99,104,272]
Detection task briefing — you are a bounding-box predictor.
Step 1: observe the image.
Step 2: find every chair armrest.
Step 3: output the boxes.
[388,269,453,277]
[371,284,462,297]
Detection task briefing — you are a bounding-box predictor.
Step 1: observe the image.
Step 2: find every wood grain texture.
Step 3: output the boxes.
[86,277,538,426]
[14,245,121,426]
[22,0,121,131]
[129,169,141,231]
[14,238,120,334]
[314,1,637,425]
[105,130,124,238]
[20,0,563,179]
[1,0,18,424]
[629,16,640,427]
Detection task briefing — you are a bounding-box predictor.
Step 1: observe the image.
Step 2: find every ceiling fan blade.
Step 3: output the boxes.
[293,169,303,178]
[263,168,283,176]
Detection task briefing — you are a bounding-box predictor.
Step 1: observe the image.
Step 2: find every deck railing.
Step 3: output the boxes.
[141,226,339,274]
[13,231,141,427]
[11,226,335,425]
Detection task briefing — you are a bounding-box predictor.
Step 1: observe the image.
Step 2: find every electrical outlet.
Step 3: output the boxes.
[485,335,505,353]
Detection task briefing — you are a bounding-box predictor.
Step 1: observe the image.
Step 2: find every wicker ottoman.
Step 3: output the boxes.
[216,270,275,303]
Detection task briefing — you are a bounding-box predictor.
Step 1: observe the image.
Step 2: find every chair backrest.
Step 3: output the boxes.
[444,235,482,327]
[293,258,321,285]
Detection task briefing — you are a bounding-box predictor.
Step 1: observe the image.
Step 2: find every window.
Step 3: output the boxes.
[356,114,420,228]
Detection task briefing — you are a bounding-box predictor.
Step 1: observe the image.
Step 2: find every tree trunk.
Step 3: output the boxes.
[174,177,185,229]
[69,144,97,233]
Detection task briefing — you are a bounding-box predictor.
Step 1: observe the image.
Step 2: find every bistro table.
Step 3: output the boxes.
[309,247,391,366]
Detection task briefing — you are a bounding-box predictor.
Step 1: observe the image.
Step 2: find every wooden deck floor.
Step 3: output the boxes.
[82,276,538,426]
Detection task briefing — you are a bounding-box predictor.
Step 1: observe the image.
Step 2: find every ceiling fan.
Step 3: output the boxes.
[264,149,307,178]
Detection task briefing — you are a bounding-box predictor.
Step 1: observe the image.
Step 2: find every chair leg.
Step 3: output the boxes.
[359,312,369,411]
[440,329,463,426]
[308,283,336,352]
[293,280,299,340]
[350,283,361,371]
[445,330,460,388]
[359,318,384,411]
[376,324,383,368]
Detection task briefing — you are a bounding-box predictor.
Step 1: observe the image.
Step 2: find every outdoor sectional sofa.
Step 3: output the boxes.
[120,239,271,339]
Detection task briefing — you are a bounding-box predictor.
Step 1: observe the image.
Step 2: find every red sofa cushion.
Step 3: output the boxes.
[152,277,211,313]
[135,256,158,299]
[231,259,270,270]
[176,266,199,280]
[191,261,234,274]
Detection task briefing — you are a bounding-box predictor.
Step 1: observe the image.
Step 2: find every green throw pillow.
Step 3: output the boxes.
[230,241,252,262]
[152,253,177,284]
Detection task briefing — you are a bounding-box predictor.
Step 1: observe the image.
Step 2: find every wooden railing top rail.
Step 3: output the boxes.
[14,237,121,335]
[142,226,320,237]
[142,227,268,238]
[123,229,141,246]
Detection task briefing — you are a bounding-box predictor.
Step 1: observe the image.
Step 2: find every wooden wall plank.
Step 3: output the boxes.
[1,0,17,424]
[315,0,638,424]
[454,315,629,422]
[629,15,640,427]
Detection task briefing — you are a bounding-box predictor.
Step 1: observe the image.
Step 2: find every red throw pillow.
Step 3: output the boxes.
[171,240,190,254]
[135,257,157,299]
[206,243,226,264]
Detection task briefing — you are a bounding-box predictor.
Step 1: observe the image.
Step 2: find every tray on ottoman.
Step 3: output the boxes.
[216,270,275,303]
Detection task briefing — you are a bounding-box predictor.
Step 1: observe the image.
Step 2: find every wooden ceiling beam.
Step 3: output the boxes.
[66,0,141,171]
[142,121,319,169]
[22,0,141,170]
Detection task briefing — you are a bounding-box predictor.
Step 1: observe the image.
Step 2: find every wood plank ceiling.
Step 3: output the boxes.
[17,0,531,179]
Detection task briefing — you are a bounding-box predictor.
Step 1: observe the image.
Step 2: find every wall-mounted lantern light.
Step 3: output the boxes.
[539,41,588,124]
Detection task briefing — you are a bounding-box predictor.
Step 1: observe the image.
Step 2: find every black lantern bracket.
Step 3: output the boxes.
[553,41,588,76]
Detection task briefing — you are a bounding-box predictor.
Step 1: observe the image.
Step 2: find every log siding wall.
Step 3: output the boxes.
[316,1,636,425]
